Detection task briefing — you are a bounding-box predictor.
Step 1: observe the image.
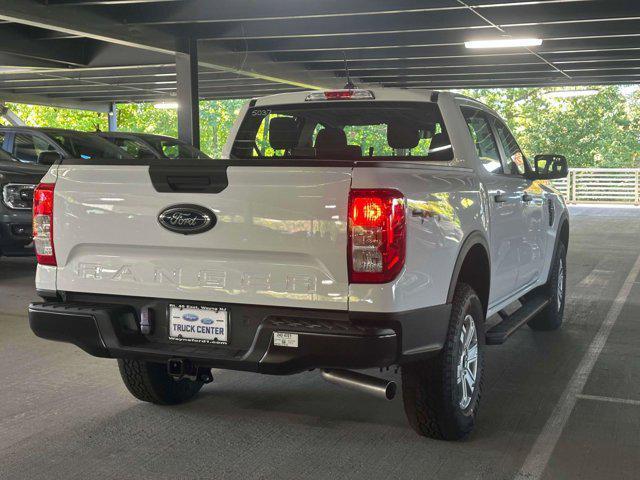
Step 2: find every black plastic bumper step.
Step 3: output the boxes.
[486,294,549,345]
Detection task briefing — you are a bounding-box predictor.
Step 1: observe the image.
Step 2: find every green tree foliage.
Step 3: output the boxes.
[115,103,177,138]
[3,99,245,158]
[105,99,246,157]
[5,103,108,132]
[459,86,640,168]
[199,100,245,156]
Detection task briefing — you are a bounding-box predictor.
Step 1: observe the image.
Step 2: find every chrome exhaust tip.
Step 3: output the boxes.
[321,369,397,400]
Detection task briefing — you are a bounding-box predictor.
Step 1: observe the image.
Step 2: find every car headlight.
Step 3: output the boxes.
[2,183,36,210]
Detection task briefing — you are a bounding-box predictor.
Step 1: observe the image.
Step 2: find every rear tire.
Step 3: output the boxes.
[401,283,485,440]
[528,242,567,331]
[118,359,204,405]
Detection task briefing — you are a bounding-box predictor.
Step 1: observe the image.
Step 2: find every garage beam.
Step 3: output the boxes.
[176,38,199,149]
[113,0,594,26]
[0,54,63,70]
[0,0,328,90]
[167,5,640,42]
[46,0,183,5]
[196,21,640,55]
[0,91,111,111]
[0,24,87,67]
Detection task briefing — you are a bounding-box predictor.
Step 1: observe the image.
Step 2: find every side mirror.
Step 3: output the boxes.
[38,150,62,166]
[528,154,568,180]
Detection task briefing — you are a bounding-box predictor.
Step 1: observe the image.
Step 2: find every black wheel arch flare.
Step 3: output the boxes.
[446,231,491,314]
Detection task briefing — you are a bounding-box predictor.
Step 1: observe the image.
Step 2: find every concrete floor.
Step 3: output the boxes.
[1,205,639,480]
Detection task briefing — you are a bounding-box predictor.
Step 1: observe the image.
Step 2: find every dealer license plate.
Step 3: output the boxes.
[168,304,228,344]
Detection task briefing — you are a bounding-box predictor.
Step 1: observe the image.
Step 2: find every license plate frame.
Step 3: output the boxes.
[168,304,229,345]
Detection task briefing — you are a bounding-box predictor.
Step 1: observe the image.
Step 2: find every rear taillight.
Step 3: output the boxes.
[348,189,406,283]
[33,183,56,266]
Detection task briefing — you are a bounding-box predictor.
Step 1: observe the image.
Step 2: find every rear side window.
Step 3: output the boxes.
[0,144,11,161]
[231,102,453,162]
[49,132,130,160]
[147,138,209,160]
[461,108,502,174]
[13,134,57,163]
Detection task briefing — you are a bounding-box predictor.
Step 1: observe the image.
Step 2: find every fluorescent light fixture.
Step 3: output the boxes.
[543,89,599,99]
[154,101,178,109]
[465,38,543,49]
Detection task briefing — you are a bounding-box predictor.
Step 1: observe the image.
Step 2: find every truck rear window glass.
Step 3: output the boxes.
[230,102,453,162]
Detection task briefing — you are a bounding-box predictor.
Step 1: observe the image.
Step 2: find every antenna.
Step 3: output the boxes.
[343,52,356,90]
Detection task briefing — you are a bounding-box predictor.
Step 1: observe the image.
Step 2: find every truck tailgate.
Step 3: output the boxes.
[53,162,352,310]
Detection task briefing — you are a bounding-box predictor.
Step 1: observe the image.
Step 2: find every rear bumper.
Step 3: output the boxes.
[29,296,450,375]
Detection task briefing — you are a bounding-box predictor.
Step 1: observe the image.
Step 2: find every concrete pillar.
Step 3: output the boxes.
[176,38,200,149]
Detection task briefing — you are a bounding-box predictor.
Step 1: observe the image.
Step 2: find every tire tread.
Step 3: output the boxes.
[402,283,484,440]
[118,359,203,405]
[528,242,566,331]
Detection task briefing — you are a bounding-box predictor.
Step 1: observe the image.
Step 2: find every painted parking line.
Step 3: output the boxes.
[575,269,612,289]
[567,268,612,301]
[576,394,640,407]
[514,252,640,480]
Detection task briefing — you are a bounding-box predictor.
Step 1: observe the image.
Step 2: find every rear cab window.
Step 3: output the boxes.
[230,101,453,162]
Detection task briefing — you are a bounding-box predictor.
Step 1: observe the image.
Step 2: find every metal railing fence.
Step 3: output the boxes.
[552,168,640,205]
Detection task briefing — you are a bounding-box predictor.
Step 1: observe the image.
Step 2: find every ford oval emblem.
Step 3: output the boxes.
[158,204,217,235]
[182,313,199,322]
[201,318,214,325]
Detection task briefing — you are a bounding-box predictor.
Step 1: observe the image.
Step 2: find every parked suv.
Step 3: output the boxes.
[0,150,47,258]
[0,127,131,164]
[28,89,569,440]
[99,132,210,160]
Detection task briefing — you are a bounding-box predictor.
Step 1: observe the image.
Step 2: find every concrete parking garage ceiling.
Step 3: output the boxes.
[0,0,638,110]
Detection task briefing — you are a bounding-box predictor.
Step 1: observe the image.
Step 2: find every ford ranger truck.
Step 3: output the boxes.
[28,88,569,440]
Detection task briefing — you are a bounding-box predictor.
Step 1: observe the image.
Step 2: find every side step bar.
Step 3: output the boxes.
[486,294,550,345]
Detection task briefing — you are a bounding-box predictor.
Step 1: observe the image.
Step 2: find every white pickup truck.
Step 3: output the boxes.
[29,88,569,440]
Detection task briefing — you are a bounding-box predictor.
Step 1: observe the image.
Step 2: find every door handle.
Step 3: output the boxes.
[522,193,533,203]
[494,193,507,203]
[149,166,228,194]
